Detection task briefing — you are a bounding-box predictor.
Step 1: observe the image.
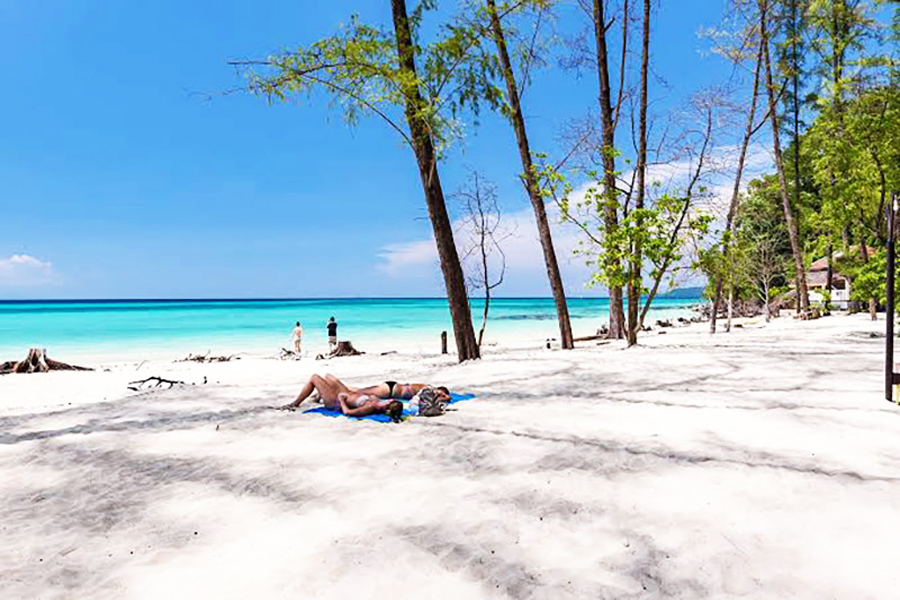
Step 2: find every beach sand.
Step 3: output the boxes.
[1,313,897,599]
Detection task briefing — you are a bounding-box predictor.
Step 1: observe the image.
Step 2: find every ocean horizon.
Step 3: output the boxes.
[0,296,704,363]
[0,295,671,302]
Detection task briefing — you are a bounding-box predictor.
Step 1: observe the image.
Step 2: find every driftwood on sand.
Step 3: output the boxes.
[573,334,604,342]
[0,348,93,375]
[127,376,185,391]
[280,348,301,360]
[178,352,239,363]
[316,341,364,360]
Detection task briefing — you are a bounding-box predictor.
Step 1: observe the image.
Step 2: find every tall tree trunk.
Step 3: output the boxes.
[477,206,491,350]
[726,287,734,332]
[859,234,877,320]
[759,0,809,314]
[390,0,479,361]
[791,0,803,264]
[486,0,573,349]
[478,280,490,349]
[873,151,888,243]
[626,0,651,347]
[711,42,764,334]
[593,0,625,339]
[831,0,847,112]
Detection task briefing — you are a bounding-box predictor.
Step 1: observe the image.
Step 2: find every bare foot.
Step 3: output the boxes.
[278,390,319,412]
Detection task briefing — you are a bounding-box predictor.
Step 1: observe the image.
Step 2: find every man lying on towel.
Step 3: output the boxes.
[279,373,451,421]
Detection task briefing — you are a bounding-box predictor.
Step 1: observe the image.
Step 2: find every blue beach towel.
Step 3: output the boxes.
[304,392,476,423]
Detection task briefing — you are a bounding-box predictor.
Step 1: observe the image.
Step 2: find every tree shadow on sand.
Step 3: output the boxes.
[1,434,321,597]
[0,384,293,446]
[384,522,707,599]
[411,420,899,484]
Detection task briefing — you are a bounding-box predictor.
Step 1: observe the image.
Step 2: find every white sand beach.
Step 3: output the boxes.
[1,313,897,599]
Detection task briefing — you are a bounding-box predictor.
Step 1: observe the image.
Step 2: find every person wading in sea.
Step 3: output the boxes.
[290,321,303,356]
[326,316,338,351]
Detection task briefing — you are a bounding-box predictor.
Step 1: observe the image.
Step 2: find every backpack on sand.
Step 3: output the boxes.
[417,386,446,417]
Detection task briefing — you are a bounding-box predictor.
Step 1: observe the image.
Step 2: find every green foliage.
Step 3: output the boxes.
[740,177,793,253]
[798,0,896,265]
[804,84,900,247]
[240,5,506,154]
[734,79,896,306]
[844,250,899,304]
[806,0,886,98]
[544,157,713,295]
[701,169,796,306]
[247,17,400,123]
[448,1,559,129]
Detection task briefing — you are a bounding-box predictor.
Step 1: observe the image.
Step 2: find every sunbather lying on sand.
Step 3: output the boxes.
[279,374,450,416]
[355,381,451,403]
[336,392,404,421]
[278,373,404,420]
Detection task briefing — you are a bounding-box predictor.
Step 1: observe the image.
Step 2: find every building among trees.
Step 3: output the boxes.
[806,249,877,310]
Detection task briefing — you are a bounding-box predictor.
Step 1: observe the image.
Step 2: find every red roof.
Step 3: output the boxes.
[809,257,830,271]
[808,247,877,272]
[807,270,848,287]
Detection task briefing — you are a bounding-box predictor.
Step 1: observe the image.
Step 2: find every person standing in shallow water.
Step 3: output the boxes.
[327,317,338,351]
[290,321,303,356]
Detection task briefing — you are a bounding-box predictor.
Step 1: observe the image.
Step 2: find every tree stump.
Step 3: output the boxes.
[0,348,92,375]
[316,341,363,359]
[332,341,362,356]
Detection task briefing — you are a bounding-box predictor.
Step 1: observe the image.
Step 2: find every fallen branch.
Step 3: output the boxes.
[573,334,604,342]
[127,376,185,391]
[279,348,302,360]
[177,351,238,363]
[0,348,92,375]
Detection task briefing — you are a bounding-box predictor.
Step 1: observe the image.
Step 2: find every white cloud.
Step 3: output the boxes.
[377,205,600,295]
[377,239,439,276]
[493,206,589,271]
[377,145,775,295]
[0,254,57,287]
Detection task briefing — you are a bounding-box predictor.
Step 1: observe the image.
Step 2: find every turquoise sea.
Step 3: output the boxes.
[0,297,702,362]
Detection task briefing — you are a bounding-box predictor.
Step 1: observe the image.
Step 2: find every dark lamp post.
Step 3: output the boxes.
[887,192,898,403]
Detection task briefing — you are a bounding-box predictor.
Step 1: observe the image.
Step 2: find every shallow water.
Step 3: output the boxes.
[0,297,702,361]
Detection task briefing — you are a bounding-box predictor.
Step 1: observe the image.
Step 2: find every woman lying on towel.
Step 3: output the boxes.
[278,373,403,420]
[336,392,404,422]
[355,380,451,403]
[279,373,450,420]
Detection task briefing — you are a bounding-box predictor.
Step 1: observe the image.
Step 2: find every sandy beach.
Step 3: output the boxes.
[1,313,897,599]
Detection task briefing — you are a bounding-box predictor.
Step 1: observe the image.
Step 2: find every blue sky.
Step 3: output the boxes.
[0,0,743,299]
